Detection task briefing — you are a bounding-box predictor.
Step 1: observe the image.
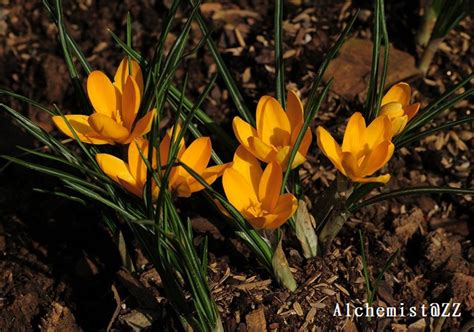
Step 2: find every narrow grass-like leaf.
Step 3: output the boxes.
[189,0,254,125]
[350,186,474,212]
[281,81,332,192]
[54,0,90,113]
[177,161,273,270]
[368,249,399,305]
[32,188,87,205]
[274,0,285,106]
[396,115,474,147]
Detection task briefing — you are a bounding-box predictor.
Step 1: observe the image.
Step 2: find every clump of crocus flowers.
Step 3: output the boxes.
[53,68,418,231]
[53,58,155,144]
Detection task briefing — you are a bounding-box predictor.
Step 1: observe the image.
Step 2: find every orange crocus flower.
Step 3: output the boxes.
[222,146,297,229]
[96,127,227,198]
[380,82,421,136]
[316,112,394,184]
[53,58,156,144]
[232,90,312,170]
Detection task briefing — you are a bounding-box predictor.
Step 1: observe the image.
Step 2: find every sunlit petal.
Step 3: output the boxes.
[52,115,111,144]
[248,136,277,163]
[366,114,391,149]
[275,146,306,170]
[290,124,312,157]
[381,82,411,107]
[360,140,394,176]
[351,174,391,184]
[340,152,360,180]
[232,146,262,197]
[316,126,344,175]
[96,153,135,186]
[286,90,304,131]
[222,168,258,211]
[128,138,150,186]
[180,137,211,175]
[232,116,258,150]
[121,76,141,130]
[87,71,117,118]
[342,112,366,156]
[114,58,144,95]
[404,102,421,121]
[256,96,291,147]
[258,162,282,211]
[88,113,129,141]
[129,109,156,141]
[264,193,297,229]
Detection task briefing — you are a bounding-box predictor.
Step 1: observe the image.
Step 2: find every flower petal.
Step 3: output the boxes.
[248,136,277,163]
[88,113,129,142]
[275,146,306,170]
[340,151,361,180]
[290,124,312,157]
[52,115,111,144]
[121,76,141,130]
[258,162,282,211]
[360,140,394,176]
[130,109,156,140]
[96,153,137,190]
[114,57,144,95]
[351,174,391,184]
[180,137,211,175]
[177,164,229,198]
[117,176,143,197]
[263,193,297,229]
[128,138,151,186]
[366,114,393,149]
[316,126,345,175]
[244,215,268,230]
[404,102,421,121]
[222,168,258,211]
[381,82,411,107]
[232,116,258,150]
[87,71,117,118]
[256,96,291,147]
[286,90,304,131]
[342,112,367,157]
[390,115,408,136]
[232,145,262,197]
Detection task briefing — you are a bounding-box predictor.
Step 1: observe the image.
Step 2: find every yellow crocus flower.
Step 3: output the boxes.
[232,90,312,170]
[316,112,394,184]
[96,138,158,198]
[222,146,297,230]
[53,58,156,144]
[96,128,227,198]
[161,131,228,198]
[380,82,421,135]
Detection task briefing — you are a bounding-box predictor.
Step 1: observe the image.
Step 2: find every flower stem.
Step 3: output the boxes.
[416,2,438,47]
[418,37,443,76]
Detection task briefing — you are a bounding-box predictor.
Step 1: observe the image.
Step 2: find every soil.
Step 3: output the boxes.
[0,0,472,331]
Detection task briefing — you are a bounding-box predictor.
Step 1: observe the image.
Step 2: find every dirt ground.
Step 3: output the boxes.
[0,0,472,330]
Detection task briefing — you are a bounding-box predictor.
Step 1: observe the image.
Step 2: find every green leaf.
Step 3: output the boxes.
[350,186,474,212]
[396,115,474,147]
[189,0,254,125]
[274,0,285,106]
[281,81,332,192]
